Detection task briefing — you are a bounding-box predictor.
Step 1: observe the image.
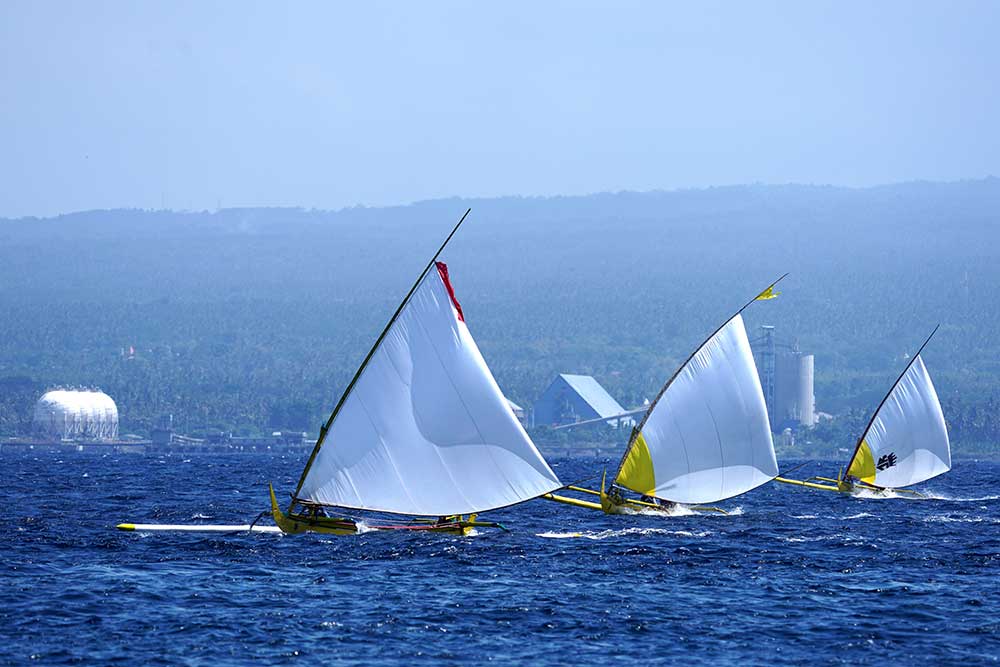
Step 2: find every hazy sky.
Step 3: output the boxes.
[2,1,998,217]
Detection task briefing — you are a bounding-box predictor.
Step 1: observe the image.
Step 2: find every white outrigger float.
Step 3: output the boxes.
[118,210,564,535]
[545,277,784,515]
[775,326,951,498]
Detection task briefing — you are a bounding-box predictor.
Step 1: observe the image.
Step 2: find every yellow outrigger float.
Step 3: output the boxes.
[117,210,564,536]
[546,276,786,516]
[776,326,951,498]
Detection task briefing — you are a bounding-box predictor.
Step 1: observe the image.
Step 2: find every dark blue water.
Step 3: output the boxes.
[3,453,999,666]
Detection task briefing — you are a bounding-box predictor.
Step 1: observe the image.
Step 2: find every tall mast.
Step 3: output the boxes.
[613,273,788,482]
[292,208,473,500]
[843,324,940,479]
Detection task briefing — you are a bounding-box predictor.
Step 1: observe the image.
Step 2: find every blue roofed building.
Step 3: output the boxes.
[532,374,633,428]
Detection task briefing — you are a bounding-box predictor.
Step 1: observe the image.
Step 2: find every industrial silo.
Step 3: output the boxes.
[798,354,816,427]
[752,325,817,430]
[33,390,120,441]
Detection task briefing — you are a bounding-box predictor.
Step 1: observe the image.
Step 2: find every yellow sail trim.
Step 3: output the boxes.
[848,440,876,484]
[616,432,656,495]
[754,285,781,300]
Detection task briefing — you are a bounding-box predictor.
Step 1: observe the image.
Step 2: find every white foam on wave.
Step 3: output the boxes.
[850,487,927,501]
[613,503,742,517]
[852,487,1000,502]
[354,521,377,534]
[616,504,693,517]
[791,514,818,520]
[781,533,838,543]
[842,512,875,520]
[536,527,712,540]
[922,514,1000,524]
[922,493,1000,502]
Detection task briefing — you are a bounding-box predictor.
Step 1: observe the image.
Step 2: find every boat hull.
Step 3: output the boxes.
[270,485,481,535]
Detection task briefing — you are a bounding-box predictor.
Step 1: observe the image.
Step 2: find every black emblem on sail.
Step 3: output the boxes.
[876,452,897,471]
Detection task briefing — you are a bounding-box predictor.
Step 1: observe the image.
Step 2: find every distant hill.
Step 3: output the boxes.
[2,179,999,453]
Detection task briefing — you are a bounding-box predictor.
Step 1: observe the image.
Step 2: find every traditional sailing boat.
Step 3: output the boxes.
[268,209,563,534]
[545,277,784,515]
[775,326,950,497]
[118,210,563,535]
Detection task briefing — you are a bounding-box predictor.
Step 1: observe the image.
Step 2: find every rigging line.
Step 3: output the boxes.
[843,324,940,479]
[776,460,812,478]
[292,208,473,501]
[556,473,602,491]
[613,273,789,482]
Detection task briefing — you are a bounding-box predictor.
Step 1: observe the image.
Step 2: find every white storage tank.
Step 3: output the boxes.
[798,354,816,427]
[33,390,119,441]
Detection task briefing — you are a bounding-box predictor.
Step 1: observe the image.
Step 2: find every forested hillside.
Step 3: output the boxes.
[1,180,998,455]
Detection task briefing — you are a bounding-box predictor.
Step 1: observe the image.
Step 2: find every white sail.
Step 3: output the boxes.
[616,314,778,504]
[297,262,562,516]
[847,355,950,488]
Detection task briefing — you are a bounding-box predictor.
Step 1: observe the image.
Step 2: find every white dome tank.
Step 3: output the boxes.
[33,390,119,441]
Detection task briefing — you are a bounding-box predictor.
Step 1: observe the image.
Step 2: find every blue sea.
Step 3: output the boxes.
[3,452,999,665]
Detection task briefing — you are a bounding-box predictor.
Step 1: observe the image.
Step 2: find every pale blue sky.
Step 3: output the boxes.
[1,1,998,217]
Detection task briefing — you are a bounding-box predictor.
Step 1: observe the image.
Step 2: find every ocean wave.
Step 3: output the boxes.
[851,487,928,500]
[536,527,713,540]
[922,514,1000,524]
[610,503,743,517]
[921,493,1000,502]
[780,534,838,543]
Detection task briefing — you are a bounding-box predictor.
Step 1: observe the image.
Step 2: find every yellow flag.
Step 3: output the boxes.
[755,285,781,300]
